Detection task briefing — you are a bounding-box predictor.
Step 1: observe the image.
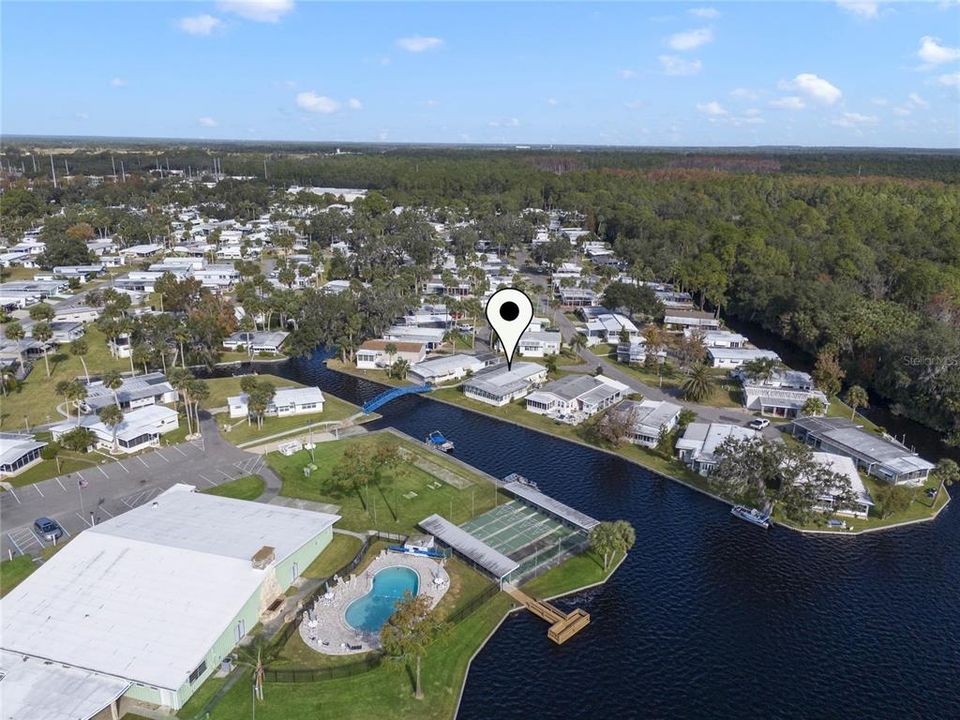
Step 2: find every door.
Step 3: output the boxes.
[235,618,245,642]
[290,561,299,583]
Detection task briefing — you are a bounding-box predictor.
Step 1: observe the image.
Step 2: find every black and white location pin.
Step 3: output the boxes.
[485,288,534,370]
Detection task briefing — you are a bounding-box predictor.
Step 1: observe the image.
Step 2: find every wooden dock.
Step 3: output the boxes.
[505,586,590,645]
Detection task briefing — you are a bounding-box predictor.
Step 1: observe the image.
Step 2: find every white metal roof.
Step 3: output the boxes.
[418,514,519,578]
[0,486,339,691]
[0,650,131,720]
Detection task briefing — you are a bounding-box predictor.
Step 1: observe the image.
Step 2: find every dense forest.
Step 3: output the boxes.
[2,141,958,443]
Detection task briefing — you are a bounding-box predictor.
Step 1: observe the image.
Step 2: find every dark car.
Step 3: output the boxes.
[33,517,63,541]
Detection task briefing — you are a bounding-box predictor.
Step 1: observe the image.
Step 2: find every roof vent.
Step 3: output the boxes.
[251,546,275,569]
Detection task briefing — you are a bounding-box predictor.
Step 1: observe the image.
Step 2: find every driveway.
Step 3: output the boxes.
[1,414,272,558]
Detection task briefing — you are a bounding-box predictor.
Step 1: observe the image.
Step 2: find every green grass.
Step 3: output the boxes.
[201,593,516,720]
[825,396,882,433]
[200,475,266,501]
[325,358,410,388]
[266,433,509,535]
[177,675,227,719]
[220,394,361,446]
[522,549,623,599]
[0,326,130,430]
[301,533,363,579]
[202,374,304,410]
[0,555,37,597]
[4,453,98,488]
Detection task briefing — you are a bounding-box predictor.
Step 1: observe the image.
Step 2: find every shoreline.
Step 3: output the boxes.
[326,362,951,538]
[452,552,629,720]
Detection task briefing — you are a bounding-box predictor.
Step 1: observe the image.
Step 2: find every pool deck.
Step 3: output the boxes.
[299,550,450,655]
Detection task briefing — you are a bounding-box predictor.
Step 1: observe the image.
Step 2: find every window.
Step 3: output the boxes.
[188,660,207,685]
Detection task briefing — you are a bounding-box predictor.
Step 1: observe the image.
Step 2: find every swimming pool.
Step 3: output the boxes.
[344,566,420,633]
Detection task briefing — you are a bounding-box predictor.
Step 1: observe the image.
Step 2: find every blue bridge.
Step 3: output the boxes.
[362,384,433,414]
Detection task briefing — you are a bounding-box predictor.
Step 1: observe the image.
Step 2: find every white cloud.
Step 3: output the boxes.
[296,91,340,114]
[546,98,559,106]
[424,99,441,107]
[198,116,218,127]
[730,87,759,100]
[488,118,520,128]
[696,100,728,116]
[347,98,363,110]
[619,69,638,79]
[75,112,89,120]
[667,28,713,51]
[396,36,443,52]
[779,73,842,104]
[110,78,127,87]
[770,96,806,109]
[937,71,960,86]
[908,92,929,108]
[743,107,762,116]
[659,55,702,76]
[871,96,889,106]
[216,0,294,23]
[918,36,960,65]
[178,14,222,36]
[894,92,931,116]
[832,112,878,127]
[835,1,879,19]
[688,7,720,18]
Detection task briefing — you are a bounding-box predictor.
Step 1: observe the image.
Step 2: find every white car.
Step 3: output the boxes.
[457,323,474,333]
[749,418,770,431]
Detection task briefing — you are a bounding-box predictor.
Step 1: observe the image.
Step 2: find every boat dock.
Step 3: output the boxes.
[505,585,591,645]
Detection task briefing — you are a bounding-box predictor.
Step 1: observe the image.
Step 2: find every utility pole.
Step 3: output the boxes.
[31,154,38,172]
[111,155,117,178]
[120,160,126,182]
[50,154,58,188]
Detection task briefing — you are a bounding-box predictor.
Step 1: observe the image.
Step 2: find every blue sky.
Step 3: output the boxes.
[3,1,959,147]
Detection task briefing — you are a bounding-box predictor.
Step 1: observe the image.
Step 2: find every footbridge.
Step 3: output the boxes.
[362,384,432,414]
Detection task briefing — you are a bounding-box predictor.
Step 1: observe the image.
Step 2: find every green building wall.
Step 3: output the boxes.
[122,525,336,711]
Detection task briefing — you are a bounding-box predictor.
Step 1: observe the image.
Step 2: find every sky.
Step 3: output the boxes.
[2,1,959,148]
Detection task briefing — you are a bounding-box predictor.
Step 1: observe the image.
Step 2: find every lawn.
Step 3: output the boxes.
[4,453,99,488]
[0,326,130,430]
[301,532,363,579]
[220,394,362,446]
[266,432,509,535]
[202,373,303,410]
[826,396,882,434]
[325,358,409,388]
[522,549,624,600]
[0,554,37,597]
[200,475,266,501]
[198,593,516,720]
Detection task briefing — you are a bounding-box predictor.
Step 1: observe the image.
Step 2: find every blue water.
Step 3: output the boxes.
[344,566,419,633]
[207,350,960,718]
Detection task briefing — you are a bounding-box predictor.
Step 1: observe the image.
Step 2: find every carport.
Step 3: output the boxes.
[0,649,130,720]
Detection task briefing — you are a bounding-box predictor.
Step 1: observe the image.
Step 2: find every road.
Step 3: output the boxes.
[0,414,277,559]
[548,288,781,441]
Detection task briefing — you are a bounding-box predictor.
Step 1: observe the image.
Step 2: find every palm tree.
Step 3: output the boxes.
[389,358,409,380]
[70,338,90,383]
[67,380,88,425]
[132,344,152,376]
[6,321,25,370]
[384,342,398,365]
[168,368,196,435]
[99,404,124,454]
[569,332,587,353]
[32,321,53,377]
[931,458,959,506]
[801,397,827,417]
[544,353,560,377]
[101,369,124,409]
[844,384,869,420]
[680,363,712,402]
[188,379,210,436]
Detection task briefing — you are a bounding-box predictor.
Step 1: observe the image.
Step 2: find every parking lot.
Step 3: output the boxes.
[1,431,269,559]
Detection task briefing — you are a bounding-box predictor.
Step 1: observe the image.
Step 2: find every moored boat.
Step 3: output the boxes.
[731,505,771,529]
[425,430,455,452]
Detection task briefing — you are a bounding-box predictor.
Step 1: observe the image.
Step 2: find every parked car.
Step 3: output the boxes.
[34,517,63,541]
[748,418,770,431]
[457,323,474,333]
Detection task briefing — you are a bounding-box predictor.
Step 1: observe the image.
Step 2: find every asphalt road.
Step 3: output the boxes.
[1,416,270,559]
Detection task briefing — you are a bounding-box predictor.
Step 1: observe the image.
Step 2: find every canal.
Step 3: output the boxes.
[216,350,960,719]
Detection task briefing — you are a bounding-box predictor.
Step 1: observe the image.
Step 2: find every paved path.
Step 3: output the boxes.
[0,413,263,558]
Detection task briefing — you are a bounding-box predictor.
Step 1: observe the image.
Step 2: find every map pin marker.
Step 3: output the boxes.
[485,287,533,371]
